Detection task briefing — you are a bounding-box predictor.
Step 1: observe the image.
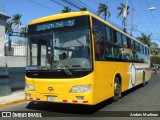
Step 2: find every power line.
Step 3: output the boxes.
[139,0,157,33]
[73,0,97,14]
[139,0,160,42]
[129,0,149,28]
[27,0,59,12]
[28,0,159,42]
[50,0,77,12]
[62,0,81,9]
[128,0,160,42]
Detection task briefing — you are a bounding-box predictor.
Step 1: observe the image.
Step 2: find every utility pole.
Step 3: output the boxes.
[124,0,128,32]
[130,7,134,36]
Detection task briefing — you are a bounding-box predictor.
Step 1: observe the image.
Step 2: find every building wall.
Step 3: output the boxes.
[0,19,6,56]
[0,13,11,96]
[6,56,26,90]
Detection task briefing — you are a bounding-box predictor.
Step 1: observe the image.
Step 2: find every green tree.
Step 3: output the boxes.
[5,21,13,51]
[5,21,13,34]
[61,6,71,13]
[150,42,159,56]
[137,33,159,56]
[117,3,129,32]
[97,3,110,20]
[137,33,152,47]
[80,7,87,11]
[151,56,160,64]
[20,27,28,38]
[11,14,22,31]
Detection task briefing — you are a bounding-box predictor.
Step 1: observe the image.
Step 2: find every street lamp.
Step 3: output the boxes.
[148,7,156,10]
[130,7,156,36]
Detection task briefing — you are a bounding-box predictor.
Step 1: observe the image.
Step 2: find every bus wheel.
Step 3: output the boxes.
[113,77,121,102]
[142,72,145,87]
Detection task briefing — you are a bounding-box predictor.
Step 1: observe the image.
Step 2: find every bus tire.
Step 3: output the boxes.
[142,72,145,87]
[113,76,121,102]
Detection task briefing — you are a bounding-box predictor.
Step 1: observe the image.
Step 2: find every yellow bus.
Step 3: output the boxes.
[25,11,151,105]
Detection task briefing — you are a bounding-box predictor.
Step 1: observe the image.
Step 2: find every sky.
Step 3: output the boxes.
[0,0,160,47]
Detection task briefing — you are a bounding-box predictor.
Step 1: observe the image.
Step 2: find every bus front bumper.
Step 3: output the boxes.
[25,91,93,105]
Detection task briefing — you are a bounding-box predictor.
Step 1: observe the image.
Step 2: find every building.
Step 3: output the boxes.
[0,12,11,96]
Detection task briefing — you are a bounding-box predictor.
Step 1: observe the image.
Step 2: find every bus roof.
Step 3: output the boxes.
[28,11,90,25]
[28,11,148,48]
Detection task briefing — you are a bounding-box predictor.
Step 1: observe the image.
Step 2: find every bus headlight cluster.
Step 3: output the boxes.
[25,84,35,91]
[70,84,92,93]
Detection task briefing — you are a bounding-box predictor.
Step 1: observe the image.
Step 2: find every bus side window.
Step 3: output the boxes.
[127,38,131,48]
[122,48,132,60]
[113,46,122,59]
[122,35,127,48]
[113,30,117,44]
[106,26,112,42]
[92,17,105,60]
[116,32,122,46]
[131,39,135,50]
[60,52,67,59]
[105,44,113,58]
[94,33,104,60]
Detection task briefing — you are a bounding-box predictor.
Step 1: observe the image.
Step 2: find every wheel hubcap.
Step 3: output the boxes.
[114,79,120,95]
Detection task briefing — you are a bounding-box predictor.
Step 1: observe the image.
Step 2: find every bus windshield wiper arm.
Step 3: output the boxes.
[53,55,72,76]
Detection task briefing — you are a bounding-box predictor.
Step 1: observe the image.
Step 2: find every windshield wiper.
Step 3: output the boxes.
[53,55,72,76]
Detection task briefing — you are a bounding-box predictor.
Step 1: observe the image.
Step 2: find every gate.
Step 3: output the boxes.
[5,32,27,56]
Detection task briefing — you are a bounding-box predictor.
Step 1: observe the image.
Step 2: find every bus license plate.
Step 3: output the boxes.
[48,96,55,102]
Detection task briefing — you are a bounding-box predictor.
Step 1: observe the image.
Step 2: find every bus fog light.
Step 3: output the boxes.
[26,94,31,97]
[70,84,92,93]
[76,96,84,100]
[25,85,35,91]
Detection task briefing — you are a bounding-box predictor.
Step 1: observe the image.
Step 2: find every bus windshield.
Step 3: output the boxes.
[27,27,92,71]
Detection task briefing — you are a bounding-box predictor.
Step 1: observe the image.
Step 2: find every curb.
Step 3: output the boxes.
[0,99,26,108]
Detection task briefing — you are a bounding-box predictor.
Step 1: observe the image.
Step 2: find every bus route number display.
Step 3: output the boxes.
[36,19,75,31]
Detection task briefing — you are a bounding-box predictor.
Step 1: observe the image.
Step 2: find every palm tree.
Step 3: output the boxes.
[150,42,159,56]
[137,33,152,47]
[80,7,87,11]
[136,33,159,56]
[97,3,110,21]
[5,21,13,34]
[11,14,22,32]
[157,48,160,56]
[117,3,129,32]
[61,6,71,13]
[20,27,28,38]
[5,21,13,51]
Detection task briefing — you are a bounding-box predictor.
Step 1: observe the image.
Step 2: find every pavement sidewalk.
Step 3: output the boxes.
[0,90,26,108]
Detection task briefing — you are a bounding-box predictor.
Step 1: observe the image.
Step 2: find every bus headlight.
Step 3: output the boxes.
[25,84,35,91]
[70,84,92,93]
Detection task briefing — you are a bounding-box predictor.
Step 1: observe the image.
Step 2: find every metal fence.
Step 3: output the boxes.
[5,32,27,56]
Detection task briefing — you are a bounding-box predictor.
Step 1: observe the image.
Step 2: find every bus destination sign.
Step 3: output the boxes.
[36,19,75,32]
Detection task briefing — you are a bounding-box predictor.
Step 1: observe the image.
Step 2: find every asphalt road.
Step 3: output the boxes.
[0,72,160,120]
